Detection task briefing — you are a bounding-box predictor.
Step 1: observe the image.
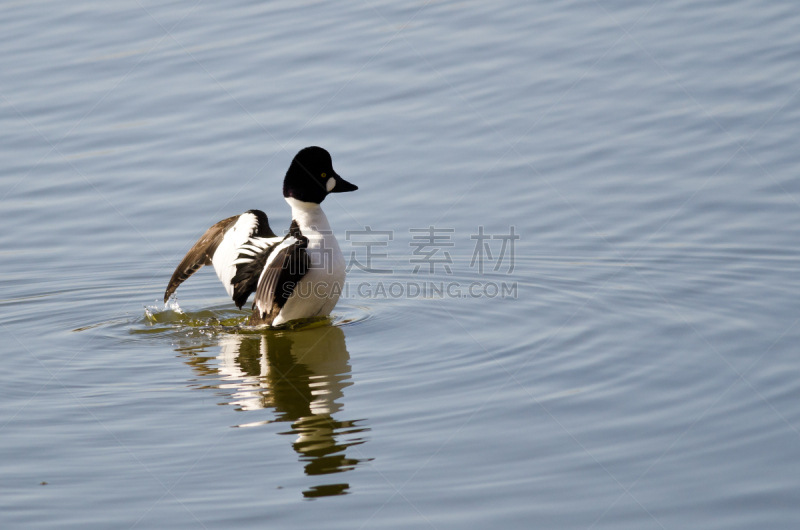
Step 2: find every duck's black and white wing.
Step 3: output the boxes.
[251,221,310,325]
[164,210,282,307]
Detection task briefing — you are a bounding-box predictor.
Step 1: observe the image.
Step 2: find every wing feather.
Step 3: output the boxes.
[230,239,280,308]
[252,225,309,324]
[164,215,238,302]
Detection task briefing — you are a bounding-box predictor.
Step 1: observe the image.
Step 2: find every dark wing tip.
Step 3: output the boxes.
[164,265,190,303]
[164,283,176,304]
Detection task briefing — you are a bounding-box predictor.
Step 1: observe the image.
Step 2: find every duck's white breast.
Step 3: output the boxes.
[273,199,347,325]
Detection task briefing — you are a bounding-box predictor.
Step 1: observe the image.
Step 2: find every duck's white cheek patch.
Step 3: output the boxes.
[326,177,336,192]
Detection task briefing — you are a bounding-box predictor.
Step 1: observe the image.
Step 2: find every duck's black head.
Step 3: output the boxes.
[283,146,358,204]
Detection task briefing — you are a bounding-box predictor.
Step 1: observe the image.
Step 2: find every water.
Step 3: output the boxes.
[2,0,800,528]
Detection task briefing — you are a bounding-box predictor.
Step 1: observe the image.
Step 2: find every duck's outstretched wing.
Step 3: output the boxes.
[164,215,238,302]
[252,221,309,324]
[164,210,279,304]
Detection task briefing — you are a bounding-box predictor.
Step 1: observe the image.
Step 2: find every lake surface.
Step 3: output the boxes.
[2,0,800,528]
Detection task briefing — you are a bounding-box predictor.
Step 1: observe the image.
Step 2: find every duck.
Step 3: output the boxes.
[163,146,358,326]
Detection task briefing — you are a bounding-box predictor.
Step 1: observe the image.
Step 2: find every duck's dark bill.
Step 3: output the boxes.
[332,175,358,192]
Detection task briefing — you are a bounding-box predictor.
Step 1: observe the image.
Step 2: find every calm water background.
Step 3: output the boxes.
[2,0,800,528]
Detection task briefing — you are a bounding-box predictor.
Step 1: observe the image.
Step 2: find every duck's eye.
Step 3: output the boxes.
[321,172,327,178]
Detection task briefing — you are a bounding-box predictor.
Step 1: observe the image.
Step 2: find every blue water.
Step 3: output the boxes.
[2,0,800,528]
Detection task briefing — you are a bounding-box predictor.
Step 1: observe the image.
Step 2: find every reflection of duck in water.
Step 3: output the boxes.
[213,325,370,497]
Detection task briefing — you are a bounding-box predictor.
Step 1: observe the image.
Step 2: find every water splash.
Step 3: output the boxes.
[165,297,183,314]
